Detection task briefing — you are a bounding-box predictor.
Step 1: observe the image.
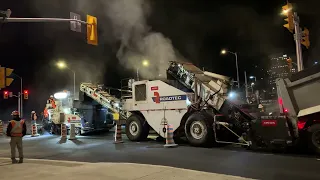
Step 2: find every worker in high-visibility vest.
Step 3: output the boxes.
[47,95,56,109]
[6,110,26,164]
[44,108,49,118]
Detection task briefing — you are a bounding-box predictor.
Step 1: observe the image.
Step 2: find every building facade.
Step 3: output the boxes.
[267,54,293,98]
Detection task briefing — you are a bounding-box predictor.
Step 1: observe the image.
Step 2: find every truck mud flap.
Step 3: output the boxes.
[250,116,292,149]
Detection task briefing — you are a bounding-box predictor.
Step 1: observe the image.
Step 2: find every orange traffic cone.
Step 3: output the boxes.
[114,121,123,144]
[164,124,178,148]
[61,124,67,139]
[31,124,39,137]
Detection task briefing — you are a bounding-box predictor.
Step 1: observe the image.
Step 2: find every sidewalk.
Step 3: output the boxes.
[0,158,254,180]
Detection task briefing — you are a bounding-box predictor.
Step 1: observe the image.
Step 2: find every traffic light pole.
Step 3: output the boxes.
[18,92,21,117]
[13,73,23,117]
[20,77,23,117]
[293,12,304,71]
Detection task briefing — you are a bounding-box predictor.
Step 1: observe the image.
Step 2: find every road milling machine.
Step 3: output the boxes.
[79,61,320,153]
[43,95,114,135]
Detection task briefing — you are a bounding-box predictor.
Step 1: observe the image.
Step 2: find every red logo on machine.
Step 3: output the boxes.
[151,86,158,91]
[261,120,277,127]
[153,92,160,104]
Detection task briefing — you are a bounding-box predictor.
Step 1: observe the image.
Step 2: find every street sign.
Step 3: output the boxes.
[70,12,81,32]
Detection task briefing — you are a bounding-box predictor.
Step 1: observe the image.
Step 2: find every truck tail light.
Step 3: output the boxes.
[297,121,306,130]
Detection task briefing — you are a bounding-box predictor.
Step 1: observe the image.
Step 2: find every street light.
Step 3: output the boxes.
[251,82,255,94]
[221,49,240,89]
[249,76,257,82]
[136,60,149,81]
[56,61,76,99]
[142,60,149,67]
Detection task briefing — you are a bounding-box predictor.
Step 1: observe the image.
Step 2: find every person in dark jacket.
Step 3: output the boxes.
[6,110,26,164]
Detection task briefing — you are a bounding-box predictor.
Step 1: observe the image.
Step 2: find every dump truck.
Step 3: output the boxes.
[274,63,320,153]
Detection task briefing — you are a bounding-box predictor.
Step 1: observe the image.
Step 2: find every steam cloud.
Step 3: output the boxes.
[104,0,176,79]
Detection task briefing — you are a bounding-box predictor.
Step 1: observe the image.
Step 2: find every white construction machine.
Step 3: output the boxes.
[44,99,82,135]
[80,61,253,147]
[79,61,320,153]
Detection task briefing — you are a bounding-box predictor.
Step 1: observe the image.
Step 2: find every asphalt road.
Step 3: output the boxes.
[0,132,319,180]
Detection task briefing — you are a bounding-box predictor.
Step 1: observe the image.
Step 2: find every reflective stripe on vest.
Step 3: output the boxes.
[10,120,24,137]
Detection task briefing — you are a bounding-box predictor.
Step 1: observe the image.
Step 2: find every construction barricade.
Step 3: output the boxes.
[61,124,67,139]
[164,124,178,148]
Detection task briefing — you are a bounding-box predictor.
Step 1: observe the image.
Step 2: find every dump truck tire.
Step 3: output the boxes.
[308,123,320,154]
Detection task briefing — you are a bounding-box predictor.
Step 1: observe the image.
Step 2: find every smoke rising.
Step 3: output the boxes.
[104,0,176,79]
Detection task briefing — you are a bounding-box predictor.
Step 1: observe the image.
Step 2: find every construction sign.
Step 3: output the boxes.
[0,66,14,89]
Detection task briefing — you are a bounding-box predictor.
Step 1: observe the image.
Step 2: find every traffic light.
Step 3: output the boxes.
[3,91,8,99]
[86,15,98,46]
[301,28,310,49]
[0,66,14,89]
[282,2,294,33]
[23,90,28,99]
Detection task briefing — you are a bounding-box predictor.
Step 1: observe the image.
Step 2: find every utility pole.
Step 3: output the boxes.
[235,52,240,89]
[293,12,304,71]
[244,71,249,103]
[18,92,21,116]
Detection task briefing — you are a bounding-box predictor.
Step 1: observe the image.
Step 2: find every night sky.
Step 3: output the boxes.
[0,0,318,119]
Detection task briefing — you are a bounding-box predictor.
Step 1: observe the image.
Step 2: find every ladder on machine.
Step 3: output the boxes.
[79,83,129,120]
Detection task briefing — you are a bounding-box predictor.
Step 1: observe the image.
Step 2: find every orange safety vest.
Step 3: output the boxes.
[51,99,56,109]
[10,120,25,137]
[44,108,49,118]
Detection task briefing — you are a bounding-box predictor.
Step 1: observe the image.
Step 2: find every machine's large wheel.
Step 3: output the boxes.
[125,114,149,141]
[185,111,213,147]
[307,124,320,154]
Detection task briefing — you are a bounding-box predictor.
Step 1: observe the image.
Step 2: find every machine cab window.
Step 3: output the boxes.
[134,84,147,101]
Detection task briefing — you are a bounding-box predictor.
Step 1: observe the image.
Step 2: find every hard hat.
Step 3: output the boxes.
[31,111,35,113]
[11,110,20,116]
[50,95,54,98]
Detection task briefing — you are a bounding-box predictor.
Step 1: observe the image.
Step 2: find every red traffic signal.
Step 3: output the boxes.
[23,90,28,99]
[3,91,8,99]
